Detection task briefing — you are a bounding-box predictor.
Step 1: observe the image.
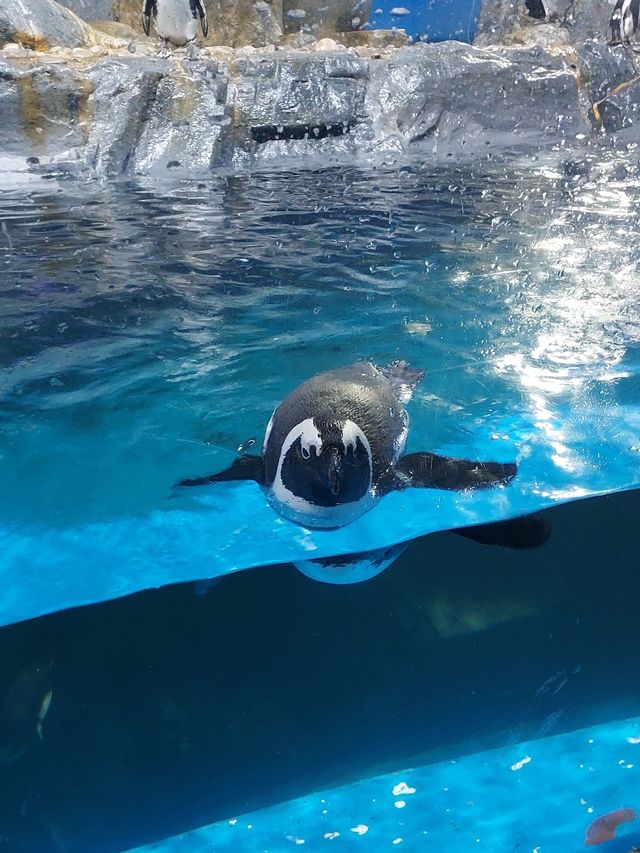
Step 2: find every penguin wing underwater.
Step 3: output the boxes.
[178,362,548,559]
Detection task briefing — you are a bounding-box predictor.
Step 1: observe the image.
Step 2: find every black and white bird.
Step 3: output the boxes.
[142,0,208,47]
[179,361,518,529]
[178,362,548,583]
[610,0,640,45]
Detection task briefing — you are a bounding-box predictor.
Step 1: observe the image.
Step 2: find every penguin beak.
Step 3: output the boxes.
[326,446,343,496]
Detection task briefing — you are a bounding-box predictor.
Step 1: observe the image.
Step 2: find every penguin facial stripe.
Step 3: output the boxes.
[341,419,372,462]
[296,418,324,458]
[272,418,323,506]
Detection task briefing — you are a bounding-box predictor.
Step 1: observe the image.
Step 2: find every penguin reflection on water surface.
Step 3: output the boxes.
[180,362,547,583]
[142,0,208,46]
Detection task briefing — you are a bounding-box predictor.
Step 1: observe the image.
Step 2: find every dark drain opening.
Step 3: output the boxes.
[251,121,352,143]
[525,0,547,18]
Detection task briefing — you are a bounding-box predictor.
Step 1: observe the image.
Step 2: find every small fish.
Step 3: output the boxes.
[0,657,54,764]
[36,690,53,741]
[585,807,637,846]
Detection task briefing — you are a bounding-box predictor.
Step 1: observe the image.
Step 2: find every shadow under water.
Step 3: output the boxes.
[0,488,638,852]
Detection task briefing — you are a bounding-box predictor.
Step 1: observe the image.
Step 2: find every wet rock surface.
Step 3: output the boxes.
[578,40,640,132]
[562,0,617,43]
[475,0,619,46]
[0,0,102,50]
[475,0,521,45]
[0,36,633,177]
[1,1,639,177]
[366,41,588,156]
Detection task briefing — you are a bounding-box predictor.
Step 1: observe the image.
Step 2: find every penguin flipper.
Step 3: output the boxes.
[142,0,156,36]
[388,452,517,493]
[453,513,551,549]
[178,454,265,487]
[191,0,208,36]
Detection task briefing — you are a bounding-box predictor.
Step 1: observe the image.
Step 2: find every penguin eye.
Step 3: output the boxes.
[301,445,310,460]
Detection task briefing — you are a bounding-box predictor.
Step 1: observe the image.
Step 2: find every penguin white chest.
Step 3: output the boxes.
[154,0,198,45]
[623,4,636,39]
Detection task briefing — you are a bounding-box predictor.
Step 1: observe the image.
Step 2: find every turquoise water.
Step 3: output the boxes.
[1,154,640,851]
[1,157,640,625]
[127,714,640,852]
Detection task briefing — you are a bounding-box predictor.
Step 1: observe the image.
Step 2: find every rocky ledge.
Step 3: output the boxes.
[2,0,640,177]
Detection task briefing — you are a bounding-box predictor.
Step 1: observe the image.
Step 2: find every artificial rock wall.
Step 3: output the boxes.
[1,0,639,177]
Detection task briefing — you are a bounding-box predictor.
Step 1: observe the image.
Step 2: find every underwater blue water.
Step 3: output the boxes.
[1,156,640,625]
[370,0,483,43]
[127,714,640,852]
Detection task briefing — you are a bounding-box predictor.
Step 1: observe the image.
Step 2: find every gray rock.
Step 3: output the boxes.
[56,0,114,21]
[365,41,589,156]
[0,0,98,49]
[0,59,92,156]
[233,53,368,128]
[1,40,637,177]
[475,0,521,45]
[85,59,166,174]
[475,0,616,47]
[577,39,640,131]
[563,0,617,43]
[90,19,139,39]
[124,60,227,174]
[550,0,576,17]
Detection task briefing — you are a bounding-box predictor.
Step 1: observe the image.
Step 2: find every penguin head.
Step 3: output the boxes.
[267,417,374,528]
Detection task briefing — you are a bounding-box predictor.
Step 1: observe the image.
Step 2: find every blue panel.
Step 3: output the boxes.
[370,0,483,42]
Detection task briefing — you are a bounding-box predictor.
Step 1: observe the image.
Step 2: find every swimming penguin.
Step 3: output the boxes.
[142,0,208,46]
[179,361,518,528]
[179,362,549,583]
[610,0,639,44]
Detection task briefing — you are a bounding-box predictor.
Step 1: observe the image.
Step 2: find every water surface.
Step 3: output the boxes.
[1,155,639,623]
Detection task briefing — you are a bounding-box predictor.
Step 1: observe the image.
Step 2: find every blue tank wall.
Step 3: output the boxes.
[370,0,483,41]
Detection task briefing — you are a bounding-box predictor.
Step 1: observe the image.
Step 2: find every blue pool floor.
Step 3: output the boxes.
[128,714,640,852]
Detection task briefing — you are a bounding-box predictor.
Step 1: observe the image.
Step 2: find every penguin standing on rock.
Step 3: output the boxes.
[610,0,640,45]
[142,0,208,47]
